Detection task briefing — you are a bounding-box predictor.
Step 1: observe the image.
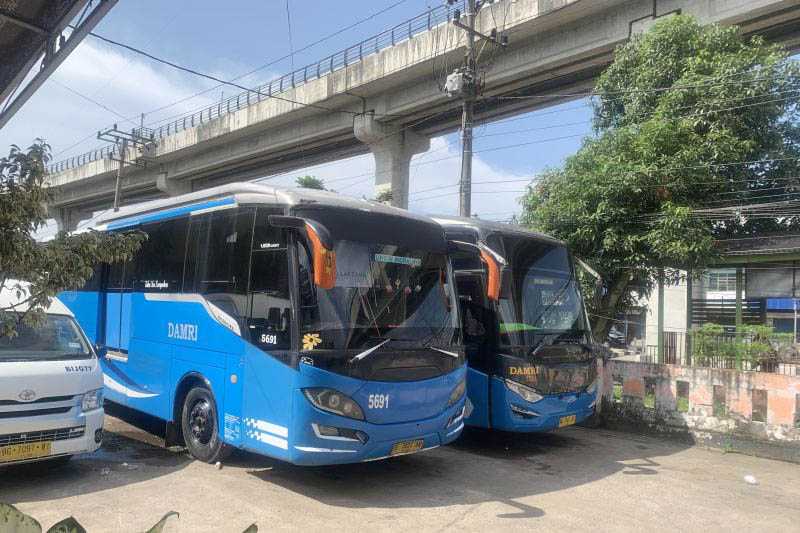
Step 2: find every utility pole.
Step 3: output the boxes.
[445,1,507,217]
[98,124,156,211]
[459,0,477,218]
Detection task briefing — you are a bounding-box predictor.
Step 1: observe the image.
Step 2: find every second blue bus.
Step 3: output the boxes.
[435,217,599,433]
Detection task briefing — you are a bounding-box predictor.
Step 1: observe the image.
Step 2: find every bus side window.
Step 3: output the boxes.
[184,209,254,326]
[247,209,291,351]
[132,218,188,292]
[107,258,131,291]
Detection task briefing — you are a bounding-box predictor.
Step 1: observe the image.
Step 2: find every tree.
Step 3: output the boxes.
[520,15,800,338]
[0,140,144,338]
[373,188,393,204]
[295,175,326,190]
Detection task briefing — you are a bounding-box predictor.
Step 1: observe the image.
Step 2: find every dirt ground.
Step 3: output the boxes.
[2,414,799,532]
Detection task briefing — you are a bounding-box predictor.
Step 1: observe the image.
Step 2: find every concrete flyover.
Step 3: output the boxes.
[44,0,800,230]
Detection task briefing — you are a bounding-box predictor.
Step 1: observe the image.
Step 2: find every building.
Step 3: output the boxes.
[640,234,799,360]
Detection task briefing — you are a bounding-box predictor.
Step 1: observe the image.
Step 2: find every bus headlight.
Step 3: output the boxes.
[448,379,466,407]
[505,379,543,404]
[81,389,103,411]
[303,388,365,420]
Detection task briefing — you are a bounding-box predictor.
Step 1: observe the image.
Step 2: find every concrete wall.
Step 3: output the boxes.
[600,359,800,461]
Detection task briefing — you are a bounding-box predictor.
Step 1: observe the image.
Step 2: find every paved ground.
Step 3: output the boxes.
[2,415,799,532]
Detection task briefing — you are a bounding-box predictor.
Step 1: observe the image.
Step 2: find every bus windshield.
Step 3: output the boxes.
[0,313,91,362]
[300,240,459,352]
[498,240,588,349]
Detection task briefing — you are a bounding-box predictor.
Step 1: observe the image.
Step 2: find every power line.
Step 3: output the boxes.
[80,29,358,116]
[285,0,295,71]
[51,79,137,126]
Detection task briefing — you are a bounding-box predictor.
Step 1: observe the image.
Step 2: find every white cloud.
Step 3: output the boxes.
[261,136,528,221]
[0,40,218,160]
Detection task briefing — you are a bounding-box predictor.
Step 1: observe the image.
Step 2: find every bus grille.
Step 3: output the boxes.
[0,426,85,447]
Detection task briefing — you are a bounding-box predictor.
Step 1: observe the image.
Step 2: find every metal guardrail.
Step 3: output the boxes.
[47,1,466,175]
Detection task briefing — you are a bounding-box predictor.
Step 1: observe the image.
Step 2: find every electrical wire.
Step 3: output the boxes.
[51,79,137,126]
[80,29,358,116]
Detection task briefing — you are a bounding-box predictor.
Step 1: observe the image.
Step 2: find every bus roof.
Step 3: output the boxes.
[91,182,437,230]
[432,216,564,246]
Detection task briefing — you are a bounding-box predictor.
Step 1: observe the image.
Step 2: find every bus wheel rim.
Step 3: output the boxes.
[189,399,213,445]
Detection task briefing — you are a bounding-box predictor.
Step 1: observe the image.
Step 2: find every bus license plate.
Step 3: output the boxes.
[558,415,577,428]
[390,439,424,456]
[0,441,52,463]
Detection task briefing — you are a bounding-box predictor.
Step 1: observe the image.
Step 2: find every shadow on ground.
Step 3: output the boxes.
[0,405,191,502]
[238,426,687,519]
[2,405,689,522]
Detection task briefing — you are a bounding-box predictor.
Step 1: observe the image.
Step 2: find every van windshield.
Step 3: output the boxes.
[0,313,92,361]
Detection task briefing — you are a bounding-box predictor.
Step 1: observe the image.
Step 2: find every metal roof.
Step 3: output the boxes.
[93,182,439,228]
[0,0,117,129]
[432,215,564,245]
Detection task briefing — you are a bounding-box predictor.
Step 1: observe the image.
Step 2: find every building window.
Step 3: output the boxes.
[707,271,737,292]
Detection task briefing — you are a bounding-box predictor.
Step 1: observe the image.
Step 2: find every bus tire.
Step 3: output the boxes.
[181,386,231,463]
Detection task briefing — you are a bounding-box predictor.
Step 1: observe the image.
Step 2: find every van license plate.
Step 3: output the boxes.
[558,415,577,428]
[0,441,52,463]
[390,439,424,456]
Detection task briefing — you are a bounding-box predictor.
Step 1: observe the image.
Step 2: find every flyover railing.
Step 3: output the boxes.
[47,1,466,175]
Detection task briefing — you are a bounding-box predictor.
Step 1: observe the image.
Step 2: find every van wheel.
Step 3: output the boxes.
[181,386,231,463]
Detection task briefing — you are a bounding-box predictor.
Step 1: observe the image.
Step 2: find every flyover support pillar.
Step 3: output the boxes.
[50,206,92,234]
[156,173,191,197]
[353,113,429,209]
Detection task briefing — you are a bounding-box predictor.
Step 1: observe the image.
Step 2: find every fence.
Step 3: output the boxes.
[47,2,467,175]
[643,327,799,375]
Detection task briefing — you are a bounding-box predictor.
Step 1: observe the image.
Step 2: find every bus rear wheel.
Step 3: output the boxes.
[181,386,231,463]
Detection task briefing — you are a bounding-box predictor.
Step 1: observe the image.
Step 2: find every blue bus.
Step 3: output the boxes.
[434,218,599,433]
[60,184,466,465]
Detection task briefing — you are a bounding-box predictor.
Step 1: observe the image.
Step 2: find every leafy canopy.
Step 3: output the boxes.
[520,15,800,337]
[0,140,144,338]
[295,175,326,190]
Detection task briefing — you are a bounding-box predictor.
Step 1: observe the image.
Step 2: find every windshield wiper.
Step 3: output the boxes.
[428,346,459,358]
[349,339,391,363]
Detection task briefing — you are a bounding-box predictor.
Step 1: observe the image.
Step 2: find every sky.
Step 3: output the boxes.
[0,0,594,224]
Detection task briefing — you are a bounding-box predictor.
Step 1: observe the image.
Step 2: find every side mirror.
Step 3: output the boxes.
[268,215,336,289]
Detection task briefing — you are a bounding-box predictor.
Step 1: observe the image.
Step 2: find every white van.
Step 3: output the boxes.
[0,283,104,466]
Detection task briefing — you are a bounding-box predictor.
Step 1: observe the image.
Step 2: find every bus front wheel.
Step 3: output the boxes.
[181,386,231,463]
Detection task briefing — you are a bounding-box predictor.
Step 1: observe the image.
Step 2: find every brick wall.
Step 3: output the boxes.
[600,360,800,451]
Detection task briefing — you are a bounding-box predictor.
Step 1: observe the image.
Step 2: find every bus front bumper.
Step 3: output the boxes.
[287,398,466,466]
[491,376,597,433]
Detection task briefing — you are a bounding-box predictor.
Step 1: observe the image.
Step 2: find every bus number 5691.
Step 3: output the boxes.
[368,394,389,409]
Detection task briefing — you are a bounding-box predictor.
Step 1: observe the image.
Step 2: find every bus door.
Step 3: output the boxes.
[455,272,493,427]
[241,208,296,451]
[102,260,132,405]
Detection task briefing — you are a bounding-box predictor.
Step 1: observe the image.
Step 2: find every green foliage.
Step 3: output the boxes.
[690,323,792,368]
[520,15,800,338]
[294,175,326,190]
[0,140,144,338]
[373,188,393,204]
[0,505,255,532]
